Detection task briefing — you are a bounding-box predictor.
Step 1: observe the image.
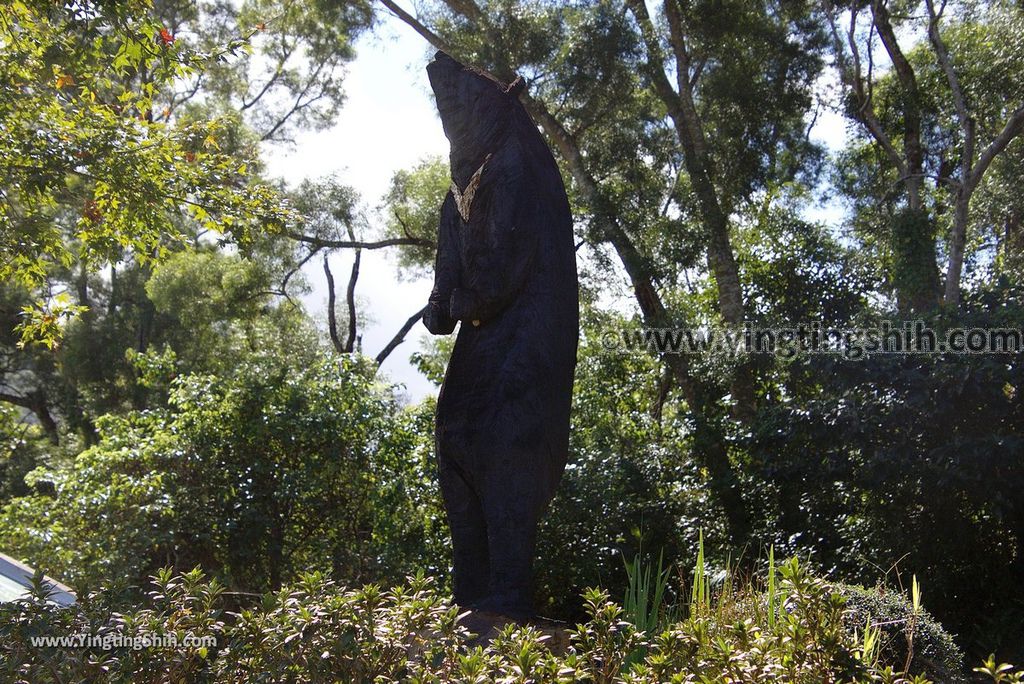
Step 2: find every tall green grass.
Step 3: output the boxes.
[622,549,674,636]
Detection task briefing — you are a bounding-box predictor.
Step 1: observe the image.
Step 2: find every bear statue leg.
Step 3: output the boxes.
[480,504,540,618]
[438,456,490,608]
[475,449,555,619]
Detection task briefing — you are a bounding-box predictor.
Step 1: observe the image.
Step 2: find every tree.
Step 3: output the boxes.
[0,0,387,439]
[0,0,294,344]
[827,0,1024,308]
[381,156,450,278]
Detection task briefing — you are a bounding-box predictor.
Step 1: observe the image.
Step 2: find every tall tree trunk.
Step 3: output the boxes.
[999,209,1022,274]
[76,261,90,309]
[626,0,754,421]
[830,4,941,312]
[944,194,971,305]
[626,0,744,327]
[871,0,940,312]
[527,112,753,544]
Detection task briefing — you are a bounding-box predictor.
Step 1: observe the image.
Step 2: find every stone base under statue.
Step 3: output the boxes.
[456,609,572,654]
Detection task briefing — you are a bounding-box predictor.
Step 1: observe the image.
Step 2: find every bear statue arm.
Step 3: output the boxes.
[423,195,460,335]
[450,184,538,325]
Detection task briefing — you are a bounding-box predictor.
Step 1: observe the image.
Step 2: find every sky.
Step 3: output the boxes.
[262,7,852,403]
[263,12,448,402]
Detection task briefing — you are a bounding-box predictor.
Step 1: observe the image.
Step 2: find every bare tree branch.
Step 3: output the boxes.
[323,255,345,354]
[375,306,427,366]
[377,0,458,55]
[344,228,361,353]
[287,232,434,250]
[826,7,906,175]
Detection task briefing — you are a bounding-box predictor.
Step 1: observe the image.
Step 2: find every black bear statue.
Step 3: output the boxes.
[422,51,579,619]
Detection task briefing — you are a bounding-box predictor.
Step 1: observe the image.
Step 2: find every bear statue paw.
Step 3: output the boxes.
[449,288,480,322]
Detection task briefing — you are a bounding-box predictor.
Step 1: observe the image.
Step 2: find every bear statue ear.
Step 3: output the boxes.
[505,76,526,97]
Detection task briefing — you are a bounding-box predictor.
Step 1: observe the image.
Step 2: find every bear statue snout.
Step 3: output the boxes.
[426,51,461,87]
[430,50,459,66]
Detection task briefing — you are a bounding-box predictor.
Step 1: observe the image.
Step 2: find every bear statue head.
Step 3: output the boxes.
[427,51,525,182]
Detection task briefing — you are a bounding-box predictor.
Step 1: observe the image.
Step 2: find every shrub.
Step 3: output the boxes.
[4,559,1009,683]
[837,583,967,683]
[0,352,447,595]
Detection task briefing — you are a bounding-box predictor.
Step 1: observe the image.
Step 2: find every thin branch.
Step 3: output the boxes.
[286,232,434,250]
[392,208,420,242]
[969,106,1024,192]
[376,0,458,55]
[280,246,322,298]
[375,306,427,366]
[165,73,204,119]
[259,55,332,142]
[660,158,684,216]
[826,7,905,174]
[688,56,707,91]
[241,44,296,111]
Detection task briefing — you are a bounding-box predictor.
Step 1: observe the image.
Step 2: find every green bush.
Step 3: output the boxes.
[0,350,447,595]
[837,583,966,683]
[4,559,1013,683]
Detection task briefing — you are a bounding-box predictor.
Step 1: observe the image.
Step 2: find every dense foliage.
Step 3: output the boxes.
[1,560,996,683]
[0,345,445,594]
[0,0,295,345]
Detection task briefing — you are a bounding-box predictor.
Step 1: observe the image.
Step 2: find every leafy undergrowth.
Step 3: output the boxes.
[0,559,1018,683]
